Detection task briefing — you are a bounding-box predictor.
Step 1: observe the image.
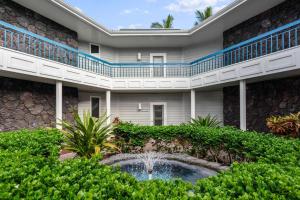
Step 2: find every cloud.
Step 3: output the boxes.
[166,0,230,13]
[120,8,150,15]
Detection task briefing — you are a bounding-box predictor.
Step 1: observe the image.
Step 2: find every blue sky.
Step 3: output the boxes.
[64,0,234,30]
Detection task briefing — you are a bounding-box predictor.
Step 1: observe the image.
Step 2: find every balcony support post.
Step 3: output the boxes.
[240,80,247,131]
[191,89,196,121]
[106,90,111,124]
[56,81,63,130]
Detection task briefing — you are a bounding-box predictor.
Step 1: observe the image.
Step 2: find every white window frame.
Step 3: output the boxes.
[150,53,167,78]
[89,43,100,58]
[150,102,167,126]
[90,96,101,118]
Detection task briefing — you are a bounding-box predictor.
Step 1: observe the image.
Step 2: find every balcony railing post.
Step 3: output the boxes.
[0,19,299,78]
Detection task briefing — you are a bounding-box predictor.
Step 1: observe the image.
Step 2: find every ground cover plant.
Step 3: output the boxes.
[0,127,299,199]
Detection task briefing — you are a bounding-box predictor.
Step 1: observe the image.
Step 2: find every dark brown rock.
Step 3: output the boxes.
[0,77,78,131]
[0,0,78,48]
[224,76,300,132]
[223,0,300,48]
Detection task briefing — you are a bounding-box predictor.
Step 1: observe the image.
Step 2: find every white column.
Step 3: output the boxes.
[191,89,196,121]
[106,90,111,123]
[56,81,63,130]
[240,80,246,131]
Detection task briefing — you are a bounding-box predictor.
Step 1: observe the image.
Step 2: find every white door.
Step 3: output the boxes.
[150,103,167,126]
[150,53,166,77]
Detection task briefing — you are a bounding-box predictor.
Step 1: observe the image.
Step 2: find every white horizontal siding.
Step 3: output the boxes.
[183,38,223,63]
[78,42,117,62]
[78,92,191,125]
[78,91,224,125]
[117,48,183,63]
[195,90,223,124]
[78,91,106,118]
[111,93,190,125]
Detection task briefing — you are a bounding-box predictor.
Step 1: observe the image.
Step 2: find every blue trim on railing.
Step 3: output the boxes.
[0,18,299,76]
[190,19,300,65]
[0,20,113,66]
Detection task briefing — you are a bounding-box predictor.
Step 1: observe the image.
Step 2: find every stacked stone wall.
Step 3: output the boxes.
[0,77,78,131]
[0,0,78,48]
[223,76,300,132]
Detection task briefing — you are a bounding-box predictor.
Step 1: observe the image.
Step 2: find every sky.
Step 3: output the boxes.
[64,0,234,30]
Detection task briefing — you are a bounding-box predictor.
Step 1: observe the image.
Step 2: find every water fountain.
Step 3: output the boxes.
[136,152,164,180]
[102,152,224,184]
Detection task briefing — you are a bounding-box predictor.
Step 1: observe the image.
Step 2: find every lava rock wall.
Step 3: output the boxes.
[223,0,300,48]
[0,0,78,48]
[223,76,300,132]
[0,77,78,131]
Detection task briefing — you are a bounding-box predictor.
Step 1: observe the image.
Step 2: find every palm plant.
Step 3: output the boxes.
[151,14,174,29]
[190,114,221,127]
[194,7,213,26]
[60,112,119,158]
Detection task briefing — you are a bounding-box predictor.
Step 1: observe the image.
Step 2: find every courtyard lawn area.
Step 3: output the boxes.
[0,126,300,199]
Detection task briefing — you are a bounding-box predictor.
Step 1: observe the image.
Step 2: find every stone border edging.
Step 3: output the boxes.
[100,153,229,172]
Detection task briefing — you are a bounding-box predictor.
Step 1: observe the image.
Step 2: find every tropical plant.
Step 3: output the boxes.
[190,115,221,127]
[194,7,213,26]
[151,14,174,29]
[60,112,119,158]
[1,127,300,199]
[266,112,300,137]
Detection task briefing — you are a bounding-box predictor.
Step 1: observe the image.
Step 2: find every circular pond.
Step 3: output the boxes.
[113,159,217,184]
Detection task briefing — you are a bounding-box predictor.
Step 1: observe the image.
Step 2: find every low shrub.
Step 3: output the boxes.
[0,127,299,199]
[195,163,300,199]
[0,129,62,156]
[114,124,300,165]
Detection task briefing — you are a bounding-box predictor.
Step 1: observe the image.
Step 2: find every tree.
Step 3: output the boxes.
[151,14,174,29]
[194,7,212,26]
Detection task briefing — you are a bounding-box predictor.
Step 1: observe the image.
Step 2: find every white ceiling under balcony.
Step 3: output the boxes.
[13,0,284,48]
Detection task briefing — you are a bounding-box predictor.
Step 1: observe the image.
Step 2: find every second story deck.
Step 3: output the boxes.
[0,19,300,90]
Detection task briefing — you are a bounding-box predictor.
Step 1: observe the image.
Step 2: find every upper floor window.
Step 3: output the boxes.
[90,44,100,57]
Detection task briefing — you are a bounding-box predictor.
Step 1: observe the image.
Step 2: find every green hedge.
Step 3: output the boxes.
[0,129,62,156]
[0,127,300,199]
[114,124,300,165]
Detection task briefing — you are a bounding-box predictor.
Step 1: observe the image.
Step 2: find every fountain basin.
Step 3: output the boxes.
[101,153,228,184]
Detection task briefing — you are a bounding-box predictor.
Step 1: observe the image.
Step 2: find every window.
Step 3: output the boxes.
[91,97,100,118]
[90,44,100,56]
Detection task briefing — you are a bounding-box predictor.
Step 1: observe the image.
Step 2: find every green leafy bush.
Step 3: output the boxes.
[0,129,62,156]
[114,124,300,165]
[0,127,300,199]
